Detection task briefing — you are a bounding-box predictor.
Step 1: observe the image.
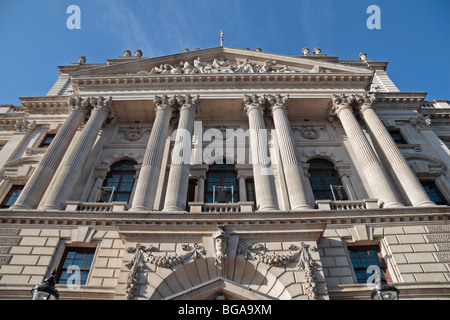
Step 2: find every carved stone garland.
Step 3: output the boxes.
[124,243,205,299]
[147,243,205,268]
[124,243,153,300]
[238,242,318,299]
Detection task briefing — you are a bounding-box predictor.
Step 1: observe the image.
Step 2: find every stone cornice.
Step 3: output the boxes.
[71,73,374,94]
[19,96,71,114]
[0,207,448,228]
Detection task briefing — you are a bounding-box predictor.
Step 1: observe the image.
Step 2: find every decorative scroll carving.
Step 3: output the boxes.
[238,242,318,299]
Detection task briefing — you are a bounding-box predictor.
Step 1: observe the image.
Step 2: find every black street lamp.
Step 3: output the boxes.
[371,279,400,300]
[31,269,60,300]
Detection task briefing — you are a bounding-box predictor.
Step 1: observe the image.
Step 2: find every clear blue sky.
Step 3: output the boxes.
[1,0,448,105]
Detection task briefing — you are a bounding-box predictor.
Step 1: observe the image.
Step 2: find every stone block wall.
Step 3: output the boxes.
[0,225,124,299]
[319,223,450,291]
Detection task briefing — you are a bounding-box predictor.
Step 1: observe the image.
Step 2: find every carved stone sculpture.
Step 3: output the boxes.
[213,226,228,271]
[299,125,320,140]
[137,57,307,75]
[14,119,36,133]
[121,126,144,141]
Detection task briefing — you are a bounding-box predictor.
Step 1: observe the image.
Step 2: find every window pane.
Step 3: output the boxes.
[57,248,96,285]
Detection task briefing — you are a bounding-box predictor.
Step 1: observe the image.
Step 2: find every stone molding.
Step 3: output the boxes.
[0,208,448,227]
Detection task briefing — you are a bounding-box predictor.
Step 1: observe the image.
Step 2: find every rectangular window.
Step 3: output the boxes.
[246,179,255,202]
[0,185,24,208]
[348,245,390,284]
[187,179,198,202]
[389,129,407,145]
[420,180,448,205]
[38,133,56,148]
[56,247,96,286]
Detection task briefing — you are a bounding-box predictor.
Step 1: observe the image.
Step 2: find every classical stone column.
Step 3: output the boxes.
[41,97,114,210]
[267,94,312,210]
[357,94,435,207]
[243,94,279,211]
[238,175,247,202]
[163,95,199,211]
[329,94,403,208]
[197,175,205,202]
[11,97,90,210]
[129,95,176,211]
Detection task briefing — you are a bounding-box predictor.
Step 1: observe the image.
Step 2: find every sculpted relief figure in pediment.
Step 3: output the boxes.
[131,57,330,76]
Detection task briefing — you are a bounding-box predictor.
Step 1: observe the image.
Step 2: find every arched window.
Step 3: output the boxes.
[308,159,347,201]
[206,163,238,203]
[100,160,136,203]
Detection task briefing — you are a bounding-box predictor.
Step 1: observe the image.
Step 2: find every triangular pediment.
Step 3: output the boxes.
[70,46,373,79]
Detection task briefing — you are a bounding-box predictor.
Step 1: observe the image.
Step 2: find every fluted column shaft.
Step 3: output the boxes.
[130,96,175,211]
[331,95,402,208]
[244,94,279,211]
[41,97,113,210]
[238,175,247,202]
[359,99,435,207]
[268,94,312,210]
[163,95,199,211]
[197,176,205,202]
[12,97,88,210]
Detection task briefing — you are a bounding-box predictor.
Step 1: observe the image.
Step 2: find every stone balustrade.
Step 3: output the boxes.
[188,201,255,213]
[316,199,379,210]
[65,201,128,212]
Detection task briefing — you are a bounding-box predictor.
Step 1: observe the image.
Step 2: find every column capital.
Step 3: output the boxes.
[243,94,266,114]
[177,94,200,114]
[154,95,176,112]
[355,93,376,113]
[266,94,289,111]
[331,93,355,108]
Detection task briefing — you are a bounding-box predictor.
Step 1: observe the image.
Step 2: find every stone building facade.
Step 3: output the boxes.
[0,46,449,300]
